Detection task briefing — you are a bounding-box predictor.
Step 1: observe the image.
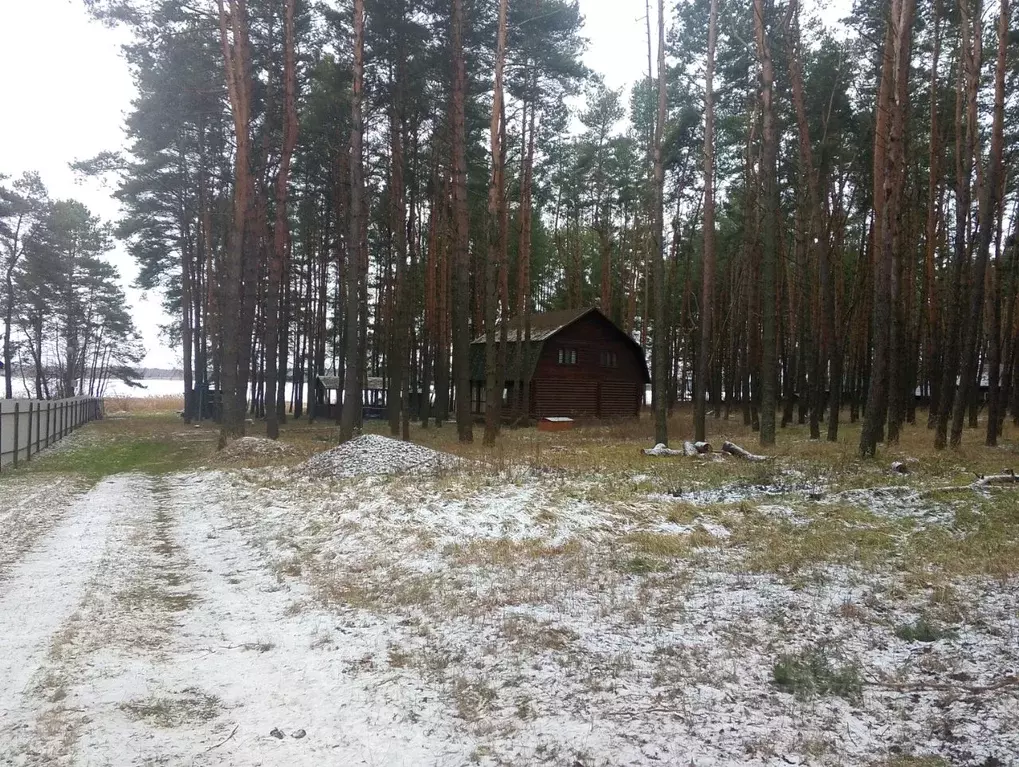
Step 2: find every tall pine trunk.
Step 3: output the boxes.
[753,0,778,447]
[266,0,297,440]
[340,0,366,442]
[216,0,254,446]
[651,0,668,446]
[483,0,509,445]
[695,0,718,444]
[451,0,473,442]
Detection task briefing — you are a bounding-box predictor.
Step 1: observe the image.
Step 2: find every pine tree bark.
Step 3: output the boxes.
[753,0,778,447]
[923,0,942,427]
[513,96,536,422]
[451,0,473,442]
[340,0,366,442]
[934,13,973,449]
[265,0,298,440]
[216,0,254,446]
[483,0,509,445]
[651,0,668,446]
[860,0,913,457]
[388,51,408,437]
[972,0,1007,446]
[695,0,718,444]
[949,0,993,448]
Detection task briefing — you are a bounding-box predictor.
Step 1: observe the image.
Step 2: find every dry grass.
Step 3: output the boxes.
[120,689,221,728]
[393,405,1019,483]
[104,394,184,414]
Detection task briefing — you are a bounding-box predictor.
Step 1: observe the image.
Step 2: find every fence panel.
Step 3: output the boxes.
[0,397,103,470]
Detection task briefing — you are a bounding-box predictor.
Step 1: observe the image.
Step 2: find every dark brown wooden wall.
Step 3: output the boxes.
[531,314,646,419]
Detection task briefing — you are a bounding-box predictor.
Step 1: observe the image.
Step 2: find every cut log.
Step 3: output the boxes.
[720,441,770,462]
[642,443,684,457]
[890,461,910,474]
[694,441,713,454]
[683,441,699,456]
[974,470,1018,487]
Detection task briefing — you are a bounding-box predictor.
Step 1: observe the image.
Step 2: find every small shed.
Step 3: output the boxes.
[468,307,649,420]
[314,374,423,420]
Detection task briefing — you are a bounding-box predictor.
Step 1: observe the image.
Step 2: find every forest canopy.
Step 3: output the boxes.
[73,0,1019,457]
[0,171,143,399]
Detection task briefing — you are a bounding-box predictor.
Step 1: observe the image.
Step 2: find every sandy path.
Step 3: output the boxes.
[0,470,464,766]
[0,476,126,747]
[0,476,89,579]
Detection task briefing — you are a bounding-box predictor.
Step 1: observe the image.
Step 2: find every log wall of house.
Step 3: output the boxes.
[531,316,645,419]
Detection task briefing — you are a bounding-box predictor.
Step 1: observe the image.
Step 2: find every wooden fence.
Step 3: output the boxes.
[0,397,103,470]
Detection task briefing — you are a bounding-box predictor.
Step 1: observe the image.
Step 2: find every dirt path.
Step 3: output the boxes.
[0,476,125,756]
[0,471,465,767]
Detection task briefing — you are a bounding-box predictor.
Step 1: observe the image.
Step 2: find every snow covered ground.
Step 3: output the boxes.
[1,437,1018,766]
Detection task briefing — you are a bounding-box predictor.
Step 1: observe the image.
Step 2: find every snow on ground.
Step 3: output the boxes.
[0,476,125,752]
[301,433,459,479]
[0,474,88,579]
[1,449,1018,766]
[217,435,297,461]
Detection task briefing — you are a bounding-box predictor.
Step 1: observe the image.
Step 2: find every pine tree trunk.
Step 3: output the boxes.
[979,0,1008,446]
[651,0,668,446]
[216,0,254,446]
[388,53,408,438]
[265,0,297,440]
[753,0,778,447]
[340,0,366,442]
[483,0,509,445]
[695,0,718,444]
[451,0,473,443]
[949,0,995,448]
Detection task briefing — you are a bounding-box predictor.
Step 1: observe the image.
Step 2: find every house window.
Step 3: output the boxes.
[557,347,577,365]
[600,351,618,368]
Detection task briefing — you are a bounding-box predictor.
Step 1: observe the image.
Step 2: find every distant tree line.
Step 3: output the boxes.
[81,0,1019,457]
[0,172,143,400]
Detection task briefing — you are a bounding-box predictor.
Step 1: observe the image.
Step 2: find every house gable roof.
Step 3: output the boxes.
[470,306,594,345]
[468,307,649,383]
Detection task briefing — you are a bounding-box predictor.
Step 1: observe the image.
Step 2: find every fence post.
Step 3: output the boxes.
[26,402,33,462]
[45,402,51,449]
[0,401,4,472]
[35,403,41,455]
[13,401,19,468]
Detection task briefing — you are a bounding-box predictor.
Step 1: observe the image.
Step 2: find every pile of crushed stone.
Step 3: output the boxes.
[219,436,297,460]
[302,433,457,479]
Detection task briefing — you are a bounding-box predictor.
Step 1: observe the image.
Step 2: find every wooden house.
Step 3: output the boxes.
[468,307,649,420]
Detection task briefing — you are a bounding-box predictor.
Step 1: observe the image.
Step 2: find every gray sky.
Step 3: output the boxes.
[0,0,847,371]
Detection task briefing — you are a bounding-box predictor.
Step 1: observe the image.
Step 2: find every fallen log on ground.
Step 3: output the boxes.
[694,441,713,454]
[642,443,685,457]
[720,441,770,462]
[974,470,1018,487]
[924,469,1019,494]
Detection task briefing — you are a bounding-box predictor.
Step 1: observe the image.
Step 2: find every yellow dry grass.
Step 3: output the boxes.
[104,394,184,415]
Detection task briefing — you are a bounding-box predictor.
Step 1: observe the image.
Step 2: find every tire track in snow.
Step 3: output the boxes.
[0,476,89,581]
[0,475,127,743]
[114,472,468,767]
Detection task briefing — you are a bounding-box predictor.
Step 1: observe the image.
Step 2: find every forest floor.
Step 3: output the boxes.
[1,405,1018,766]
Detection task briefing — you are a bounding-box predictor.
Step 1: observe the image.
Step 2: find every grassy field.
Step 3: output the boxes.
[5,399,1019,765]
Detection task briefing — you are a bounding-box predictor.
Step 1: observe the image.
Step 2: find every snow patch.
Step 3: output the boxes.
[218,435,297,460]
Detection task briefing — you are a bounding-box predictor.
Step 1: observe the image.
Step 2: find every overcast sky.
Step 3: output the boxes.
[0,0,846,371]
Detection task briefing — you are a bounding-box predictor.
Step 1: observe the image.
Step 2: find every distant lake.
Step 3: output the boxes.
[104,379,311,401]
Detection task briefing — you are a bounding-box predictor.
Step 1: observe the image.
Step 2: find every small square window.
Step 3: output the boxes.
[558,347,577,365]
[600,351,618,368]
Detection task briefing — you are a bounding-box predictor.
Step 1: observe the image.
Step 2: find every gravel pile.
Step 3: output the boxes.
[302,433,457,479]
[219,436,297,460]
